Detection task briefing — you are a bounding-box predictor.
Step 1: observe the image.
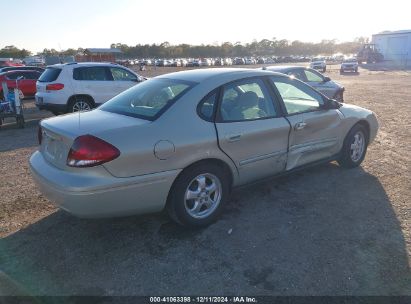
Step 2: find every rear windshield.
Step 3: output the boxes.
[38,68,62,82]
[100,78,195,120]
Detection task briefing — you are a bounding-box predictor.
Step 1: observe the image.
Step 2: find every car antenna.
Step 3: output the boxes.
[77,96,81,129]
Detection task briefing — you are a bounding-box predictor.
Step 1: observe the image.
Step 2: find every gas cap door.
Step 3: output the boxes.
[154,140,175,160]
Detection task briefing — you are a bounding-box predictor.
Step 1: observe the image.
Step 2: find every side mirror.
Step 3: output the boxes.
[323,76,331,82]
[321,98,340,110]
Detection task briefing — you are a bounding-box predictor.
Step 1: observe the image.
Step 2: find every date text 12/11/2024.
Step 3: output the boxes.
[149,296,257,303]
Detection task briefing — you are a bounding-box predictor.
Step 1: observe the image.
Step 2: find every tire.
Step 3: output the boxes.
[340,69,344,74]
[51,111,60,116]
[323,67,326,73]
[355,68,358,73]
[166,163,231,227]
[68,96,93,113]
[338,124,368,168]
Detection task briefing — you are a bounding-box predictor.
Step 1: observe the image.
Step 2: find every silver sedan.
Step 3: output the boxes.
[30,68,378,227]
[263,66,345,102]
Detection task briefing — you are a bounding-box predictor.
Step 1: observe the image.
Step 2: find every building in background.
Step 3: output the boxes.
[75,48,123,62]
[372,30,411,66]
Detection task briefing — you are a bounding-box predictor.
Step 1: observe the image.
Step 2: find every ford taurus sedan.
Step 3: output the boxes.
[263,66,345,102]
[30,68,378,227]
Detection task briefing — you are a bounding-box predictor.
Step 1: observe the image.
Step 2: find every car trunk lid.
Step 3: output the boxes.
[40,109,149,169]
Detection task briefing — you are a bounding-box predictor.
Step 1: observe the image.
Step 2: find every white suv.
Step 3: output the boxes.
[309,57,327,72]
[35,62,144,114]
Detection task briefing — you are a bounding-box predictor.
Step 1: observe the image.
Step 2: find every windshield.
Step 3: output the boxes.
[100,78,195,120]
[343,58,357,63]
[38,68,62,82]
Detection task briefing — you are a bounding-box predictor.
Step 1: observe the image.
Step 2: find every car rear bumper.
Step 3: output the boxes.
[29,151,180,218]
[35,92,68,113]
[36,102,67,113]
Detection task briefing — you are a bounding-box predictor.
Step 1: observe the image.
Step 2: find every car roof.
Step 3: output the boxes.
[46,62,122,68]
[0,70,39,76]
[156,68,284,83]
[264,65,303,72]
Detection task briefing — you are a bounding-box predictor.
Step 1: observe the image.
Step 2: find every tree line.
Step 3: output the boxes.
[110,37,368,58]
[1,37,369,59]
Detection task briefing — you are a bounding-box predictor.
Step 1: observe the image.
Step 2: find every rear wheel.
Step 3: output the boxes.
[338,124,368,168]
[167,163,230,227]
[69,96,93,113]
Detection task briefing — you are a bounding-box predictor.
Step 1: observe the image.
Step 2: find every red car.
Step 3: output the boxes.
[0,70,42,99]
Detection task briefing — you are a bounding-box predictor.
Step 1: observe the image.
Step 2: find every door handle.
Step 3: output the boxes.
[227,134,242,142]
[294,122,307,131]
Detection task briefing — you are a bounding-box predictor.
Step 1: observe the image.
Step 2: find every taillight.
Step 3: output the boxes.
[67,135,120,167]
[46,83,64,91]
[38,125,42,145]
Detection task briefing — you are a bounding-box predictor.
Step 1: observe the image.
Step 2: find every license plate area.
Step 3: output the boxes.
[42,131,67,166]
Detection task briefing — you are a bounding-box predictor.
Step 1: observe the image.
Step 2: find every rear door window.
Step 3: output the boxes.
[73,67,112,81]
[304,69,324,82]
[38,68,62,82]
[23,71,41,80]
[5,72,22,80]
[220,78,277,121]
[286,69,306,81]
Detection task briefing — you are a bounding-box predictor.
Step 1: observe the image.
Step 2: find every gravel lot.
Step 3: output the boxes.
[0,65,410,296]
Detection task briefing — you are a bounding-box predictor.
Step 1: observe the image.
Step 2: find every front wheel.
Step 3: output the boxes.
[166,163,230,227]
[338,124,368,168]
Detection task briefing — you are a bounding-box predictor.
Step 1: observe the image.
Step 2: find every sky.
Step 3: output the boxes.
[0,0,410,54]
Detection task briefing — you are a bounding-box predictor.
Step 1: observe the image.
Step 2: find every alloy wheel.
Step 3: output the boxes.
[350,131,365,162]
[184,173,222,219]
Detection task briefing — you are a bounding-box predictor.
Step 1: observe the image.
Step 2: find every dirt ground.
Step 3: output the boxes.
[0,65,410,296]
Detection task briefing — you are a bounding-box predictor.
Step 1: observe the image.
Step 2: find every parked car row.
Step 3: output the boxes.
[1,57,357,118]
[117,55,324,68]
